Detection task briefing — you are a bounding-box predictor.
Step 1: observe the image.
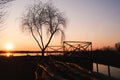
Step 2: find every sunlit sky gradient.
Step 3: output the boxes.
[0,0,120,50]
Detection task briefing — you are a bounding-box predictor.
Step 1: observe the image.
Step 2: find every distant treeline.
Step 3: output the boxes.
[94,42,120,53]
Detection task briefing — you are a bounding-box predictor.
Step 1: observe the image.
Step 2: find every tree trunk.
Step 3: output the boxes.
[42,49,45,57]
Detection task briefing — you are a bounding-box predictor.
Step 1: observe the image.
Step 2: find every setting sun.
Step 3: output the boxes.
[5,43,14,50]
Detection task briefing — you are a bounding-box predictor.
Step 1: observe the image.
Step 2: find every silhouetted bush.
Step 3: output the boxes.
[115,42,120,52]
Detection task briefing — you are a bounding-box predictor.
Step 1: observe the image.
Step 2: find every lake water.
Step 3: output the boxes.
[0,53,42,57]
[0,53,63,57]
[93,63,120,79]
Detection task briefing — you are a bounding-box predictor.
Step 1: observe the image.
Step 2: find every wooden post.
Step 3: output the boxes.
[63,41,65,54]
[91,42,92,51]
[108,65,111,77]
[96,63,99,73]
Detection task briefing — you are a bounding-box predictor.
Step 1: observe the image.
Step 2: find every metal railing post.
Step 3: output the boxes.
[108,65,111,77]
[96,63,99,73]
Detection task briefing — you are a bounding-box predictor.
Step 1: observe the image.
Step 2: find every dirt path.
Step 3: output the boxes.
[0,57,35,80]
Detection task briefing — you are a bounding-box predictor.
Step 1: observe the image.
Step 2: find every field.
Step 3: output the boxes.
[0,52,119,80]
[0,55,93,80]
[0,56,35,80]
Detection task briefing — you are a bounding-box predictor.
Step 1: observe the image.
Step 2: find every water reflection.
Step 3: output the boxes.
[110,66,120,79]
[0,53,63,57]
[6,52,11,57]
[0,53,12,57]
[93,63,120,79]
[0,53,38,56]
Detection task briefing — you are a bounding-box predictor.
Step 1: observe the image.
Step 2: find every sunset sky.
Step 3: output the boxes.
[0,0,120,50]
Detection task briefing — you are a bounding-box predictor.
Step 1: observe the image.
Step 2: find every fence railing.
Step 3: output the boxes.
[0,41,92,56]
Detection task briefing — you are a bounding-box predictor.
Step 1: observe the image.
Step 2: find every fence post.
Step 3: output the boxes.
[96,63,99,73]
[108,65,111,77]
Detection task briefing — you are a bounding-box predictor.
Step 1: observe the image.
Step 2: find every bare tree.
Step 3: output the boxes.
[0,0,14,25]
[115,42,120,52]
[21,1,66,56]
[0,0,14,4]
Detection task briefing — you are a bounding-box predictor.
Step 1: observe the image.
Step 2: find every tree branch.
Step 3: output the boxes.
[30,28,42,50]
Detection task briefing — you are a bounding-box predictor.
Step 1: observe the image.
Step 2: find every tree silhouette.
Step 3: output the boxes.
[21,1,66,56]
[0,0,14,25]
[0,0,13,4]
[115,42,120,52]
